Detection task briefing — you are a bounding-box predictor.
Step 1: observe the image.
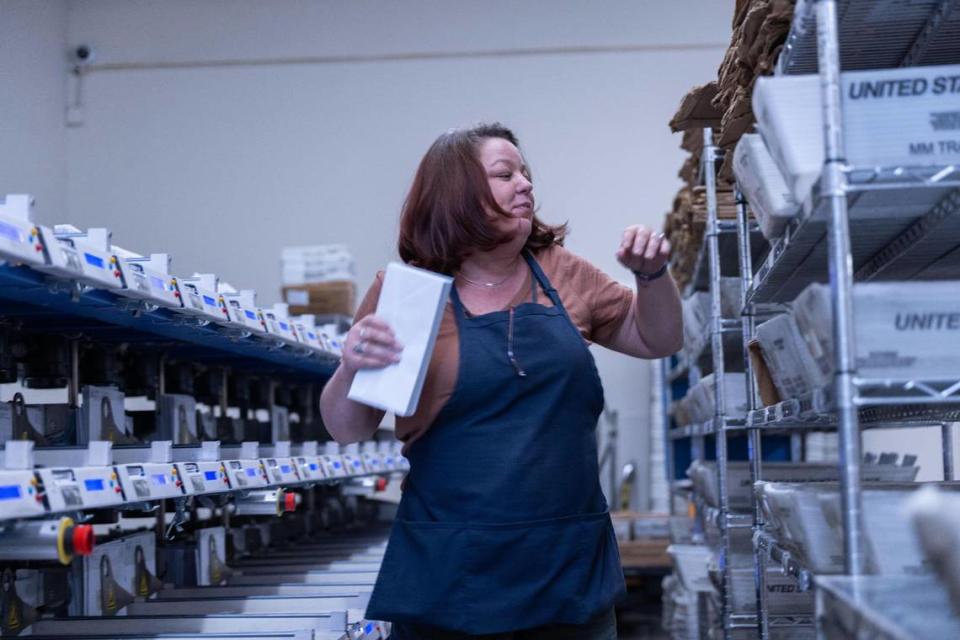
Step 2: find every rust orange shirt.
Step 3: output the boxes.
[353,244,634,444]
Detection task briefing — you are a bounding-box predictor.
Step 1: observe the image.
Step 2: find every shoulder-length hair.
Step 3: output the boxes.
[398,123,566,274]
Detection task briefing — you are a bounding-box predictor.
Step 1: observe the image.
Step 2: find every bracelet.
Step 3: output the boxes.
[631,263,668,283]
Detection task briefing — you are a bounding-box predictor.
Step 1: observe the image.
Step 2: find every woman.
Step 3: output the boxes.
[320,123,682,639]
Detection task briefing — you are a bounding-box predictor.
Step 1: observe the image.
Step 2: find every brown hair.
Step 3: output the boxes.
[398,123,566,274]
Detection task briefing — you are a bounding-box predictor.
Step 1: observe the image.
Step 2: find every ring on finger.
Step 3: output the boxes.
[352,341,366,355]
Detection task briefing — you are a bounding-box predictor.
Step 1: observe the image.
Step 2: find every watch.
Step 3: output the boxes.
[632,263,668,283]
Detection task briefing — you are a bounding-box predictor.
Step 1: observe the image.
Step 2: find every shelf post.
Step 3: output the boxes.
[817,0,865,576]
[704,127,734,638]
[735,189,769,639]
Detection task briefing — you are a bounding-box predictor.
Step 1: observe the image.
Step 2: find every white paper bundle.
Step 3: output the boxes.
[348,263,452,417]
[732,133,799,240]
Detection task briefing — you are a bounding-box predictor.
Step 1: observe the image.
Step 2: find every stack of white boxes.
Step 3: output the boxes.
[281,244,354,287]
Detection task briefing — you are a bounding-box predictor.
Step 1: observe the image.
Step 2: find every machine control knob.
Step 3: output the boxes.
[68,524,96,557]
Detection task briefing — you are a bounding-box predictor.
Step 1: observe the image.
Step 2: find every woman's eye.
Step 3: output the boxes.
[497,173,512,180]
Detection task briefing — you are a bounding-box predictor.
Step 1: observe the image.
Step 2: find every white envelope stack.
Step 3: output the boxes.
[348,263,452,417]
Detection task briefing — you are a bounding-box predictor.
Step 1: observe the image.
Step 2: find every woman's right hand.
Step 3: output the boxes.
[341,315,403,375]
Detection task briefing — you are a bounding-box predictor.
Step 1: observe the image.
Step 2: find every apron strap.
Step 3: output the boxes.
[448,283,469,321]
[521,251,564,310]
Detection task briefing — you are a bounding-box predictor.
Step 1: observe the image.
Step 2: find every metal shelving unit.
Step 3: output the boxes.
[731,1,960,638]
[663,4,960,636]
[660,128,777,640]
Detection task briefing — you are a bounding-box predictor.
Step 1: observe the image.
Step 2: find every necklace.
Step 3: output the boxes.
[458,272,512,288]
[458,256,523,289]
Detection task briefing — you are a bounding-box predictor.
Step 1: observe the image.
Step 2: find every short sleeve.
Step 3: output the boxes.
[353,271,385,325]
[538,245,634,346]
[588,263,634,345]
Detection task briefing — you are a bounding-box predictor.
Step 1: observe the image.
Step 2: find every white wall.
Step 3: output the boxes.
[59,0,731,508]
[0,0,68,223]
[1,0,730,507]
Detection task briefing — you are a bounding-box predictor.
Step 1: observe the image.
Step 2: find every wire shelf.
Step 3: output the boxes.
[668,417,748,440]
[747,381,960,431]
[817,574,960,640]
[778,0,960,74]
[747,169,960,304]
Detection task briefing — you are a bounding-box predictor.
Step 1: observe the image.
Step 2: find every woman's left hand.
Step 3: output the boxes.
[616,224,671,275]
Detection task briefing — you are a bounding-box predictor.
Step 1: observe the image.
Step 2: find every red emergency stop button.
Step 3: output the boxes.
[375,477,388,492]
[284,492,297,512]
[71,524,95,556]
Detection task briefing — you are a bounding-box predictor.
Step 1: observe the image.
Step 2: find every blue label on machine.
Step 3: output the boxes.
[202,295,216,306]
[333,461,342,469]
[0,221,23,244]
[151,474,167,486]
[365,624,374,634]
[280,465,292,474]
[309,463,319,471]
[245,468,257,477]
[279,322,290,331]
[84,253,104,269]
[0,485,22,500]
[204,471,218,481]
[84,478,105,492]
[244,310,257,320]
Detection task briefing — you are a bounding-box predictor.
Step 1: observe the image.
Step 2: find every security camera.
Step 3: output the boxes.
[72,45,95,64]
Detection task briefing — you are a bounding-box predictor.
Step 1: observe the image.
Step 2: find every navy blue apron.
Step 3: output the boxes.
[366,251,625,635]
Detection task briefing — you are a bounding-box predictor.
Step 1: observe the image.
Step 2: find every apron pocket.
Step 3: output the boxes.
[462,511,625,634]
[365,519,472,629]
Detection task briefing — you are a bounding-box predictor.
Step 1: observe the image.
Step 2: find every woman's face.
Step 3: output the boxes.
[478,137,534,243]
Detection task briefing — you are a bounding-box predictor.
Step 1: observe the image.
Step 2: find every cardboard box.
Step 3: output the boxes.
[748,339,781,406]
[283,280,356,316]
[756,313,829,400]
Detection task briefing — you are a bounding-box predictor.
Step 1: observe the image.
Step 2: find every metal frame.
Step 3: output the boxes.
[735,0,960,636]
[703,127,736,639]
[664,1,960,638]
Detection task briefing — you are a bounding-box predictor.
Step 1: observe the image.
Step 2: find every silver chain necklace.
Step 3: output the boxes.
[458,258,521,288]
[458,272,512,288]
